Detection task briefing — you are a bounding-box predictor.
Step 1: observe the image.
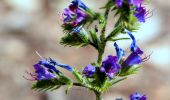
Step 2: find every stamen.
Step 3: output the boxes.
[23,76,35,81]
[145,9,155,19]
[35,51,44,59]
[142,51,153,62]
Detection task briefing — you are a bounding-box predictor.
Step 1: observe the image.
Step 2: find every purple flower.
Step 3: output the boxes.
[100,55,121,79]
[122,32,144,67]
[61,0,88,26]
[30,64,56,81]
[39,58,73,72]
[128,0,143,7]
[38,59,60,74]
[134,6,146,23]
[62,7,87,26]
[130,92,147,100]
[115,0,123,8]
[71,0,88,10]
[122,48,143,67]
[83,64,96,77]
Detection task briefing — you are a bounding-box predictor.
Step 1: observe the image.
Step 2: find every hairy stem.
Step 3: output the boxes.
[97,42,106,65]
[95,91,103,100]
[100,8,110,41]
[73,83,85,87]
[97,8,110,65]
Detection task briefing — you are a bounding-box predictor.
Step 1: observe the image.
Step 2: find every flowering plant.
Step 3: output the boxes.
[25,0,151,100]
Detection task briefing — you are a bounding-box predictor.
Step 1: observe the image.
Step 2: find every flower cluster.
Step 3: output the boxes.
[26,58,73,81]
[83,31,146,79]
[61,0,88,27]
[114,0,147,22]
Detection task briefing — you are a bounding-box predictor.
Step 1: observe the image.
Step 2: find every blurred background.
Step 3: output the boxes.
[0,0,170,100]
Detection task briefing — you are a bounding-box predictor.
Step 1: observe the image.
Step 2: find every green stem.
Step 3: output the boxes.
[100,8,110,41]
[97,8,110,65]
[95,91,102,100]
[97,43,106,65]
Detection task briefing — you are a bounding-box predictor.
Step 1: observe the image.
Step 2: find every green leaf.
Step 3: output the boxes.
[60,32,89,47]
[100,0,114,9]
[97,14,106,29]
[32,75,73,92]
[59,75,73,94]
[106,24,123,40]
[89,29,100,49]
[73,70,84,83]
[32,79,62,92]
[108,37,130,41]
[110,77,127,85]
[119,65,141,76]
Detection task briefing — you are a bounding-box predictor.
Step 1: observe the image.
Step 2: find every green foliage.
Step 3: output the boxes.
[32,79,62,92]
[106,24,124,40]
[108,37,130,41]
[119,65,141,77]
[60,30,89,47]
[73,70,84,83]
[32,75,73,92]
[89,29,100,49]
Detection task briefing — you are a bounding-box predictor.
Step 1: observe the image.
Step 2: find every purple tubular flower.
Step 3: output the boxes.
[38,59,60,74]
[83,64,96,77]
[48,58,73,72]
[33,64,56,81]
[130,92,147,100]
[64,9,86,26]
[71,0,88,10]
[115,0,123,8]
[39,58,73,72]
[134,6,146,23]
[128,0,143,7]
[62,7,87,26]
[100,55,121,79]
[122,31,143,67]
[114,42,125,61]
[122,48,143,67]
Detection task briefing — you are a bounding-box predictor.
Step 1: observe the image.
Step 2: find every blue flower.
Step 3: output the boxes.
[122,48,143,67]
[39,58,73,72]
[100,55,121,79]
[33,64,56,81]
[130,92,147,100]
[62,8,87,26]
[134,6,146,23]
[114,42,125,61]
[115,0,123,8]
[127,32,138,52]
[71,0,88,10]
[38,59,60,74]
[122,31,144,67]
[83,64,96,77]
